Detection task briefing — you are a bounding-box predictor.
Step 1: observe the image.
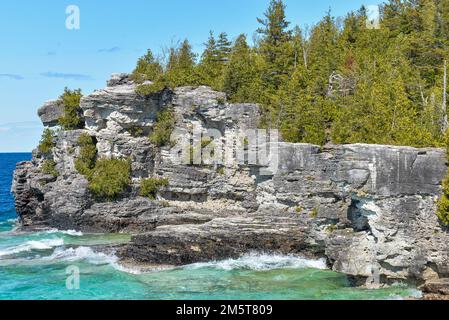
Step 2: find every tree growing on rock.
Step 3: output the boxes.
[131,49,163,83]
[58,88,84,130]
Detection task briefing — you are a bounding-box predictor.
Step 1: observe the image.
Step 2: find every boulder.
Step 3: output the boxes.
[37,100,64,127]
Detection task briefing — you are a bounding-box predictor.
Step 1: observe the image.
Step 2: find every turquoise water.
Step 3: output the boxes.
[0,153,421,300]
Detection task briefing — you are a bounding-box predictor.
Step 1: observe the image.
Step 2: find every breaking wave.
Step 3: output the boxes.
[0,238,64,258]
[45,229,84,236]
[47,246,118,265]
[184,252,328,271]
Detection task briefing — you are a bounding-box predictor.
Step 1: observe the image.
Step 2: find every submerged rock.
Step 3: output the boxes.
[12,73,449,287]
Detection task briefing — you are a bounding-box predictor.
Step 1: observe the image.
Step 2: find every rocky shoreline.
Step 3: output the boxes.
[12,73,449,294]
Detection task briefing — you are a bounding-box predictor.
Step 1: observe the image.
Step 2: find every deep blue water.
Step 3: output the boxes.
[0,153,421,300]
[0,153,31,221]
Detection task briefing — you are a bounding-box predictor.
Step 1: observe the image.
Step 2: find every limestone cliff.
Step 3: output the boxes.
[12,73,449,286]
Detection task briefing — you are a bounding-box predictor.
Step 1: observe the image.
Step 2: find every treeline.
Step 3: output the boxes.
[132,0,449,148]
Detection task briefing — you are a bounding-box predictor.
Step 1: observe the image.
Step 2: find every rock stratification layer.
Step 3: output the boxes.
[12,74,449,286]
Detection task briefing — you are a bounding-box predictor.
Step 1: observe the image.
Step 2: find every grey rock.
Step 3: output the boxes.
[81,81,171,133]
[420,278,449,295]
[107,73,133,87]
[37,100,64,127]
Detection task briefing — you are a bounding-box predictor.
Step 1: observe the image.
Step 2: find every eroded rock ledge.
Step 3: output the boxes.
[12,73,449,287]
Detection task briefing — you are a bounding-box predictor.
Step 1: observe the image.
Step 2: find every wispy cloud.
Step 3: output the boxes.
[0,74,24,80]
[46,51,57,56]
[98,46,121,53]
[0,121,42,133]
[40,72,93,81]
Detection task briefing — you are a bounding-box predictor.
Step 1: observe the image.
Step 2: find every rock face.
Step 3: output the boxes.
[38,100,64,127]
[420,278,449,299]
[13,73,449,287]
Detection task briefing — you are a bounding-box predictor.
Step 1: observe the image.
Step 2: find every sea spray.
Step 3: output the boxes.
[0,238,64,258]
[48,246,118,265]
[184,252,328,271]
[46,229,84,237]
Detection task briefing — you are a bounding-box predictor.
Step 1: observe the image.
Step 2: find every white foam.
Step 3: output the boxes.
[113,263,146,275]
[388,289,422,300]
[48,246,151,274]
[0,238,64,257]
[48,246,118,265]
[184,252,328,271]
[46,229,84,236]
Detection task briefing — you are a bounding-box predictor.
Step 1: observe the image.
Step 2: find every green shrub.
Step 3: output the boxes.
[217,167,225,175]
[149,108,176,147]
[127,126,144,137]
[216,97,226,105]
[310,208,318,218]
[131,49,164,84]
[437,194,449,225]
[243,137,249,150]
[325,224,338,233]
[58,88,84,130]
[140,178,169,200]
[437,131,449,226]
[437,170,449,225]
[75,133,97,176]
[88,158,131,200]
[201,138,213,149]
[38,129,56,155]
[295,206,303,214]
[41,159,58,177]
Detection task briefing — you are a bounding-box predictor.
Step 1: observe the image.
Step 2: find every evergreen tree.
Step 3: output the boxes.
[199,31,227,90]
[58,88,84,130]
[256,0,293,89]
[132,49,163,83]
[222,34,262,102]
[131,0,448,150]
[217,32,232,62]
[307,11,340,97]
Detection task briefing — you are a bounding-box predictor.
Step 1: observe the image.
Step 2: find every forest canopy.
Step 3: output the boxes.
[131,0,449,148]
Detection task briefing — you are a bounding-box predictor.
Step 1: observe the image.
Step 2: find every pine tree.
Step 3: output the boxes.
[222,34,262,102]
[132,49,163,83]
[198,32,230,90]
[256,0,293,89]
[165,39,200,88]
[217,32,232,62]
[307,11,340,97]
[58,88,84,130]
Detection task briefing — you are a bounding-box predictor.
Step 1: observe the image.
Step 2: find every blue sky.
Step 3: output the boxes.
[0,0,379,152]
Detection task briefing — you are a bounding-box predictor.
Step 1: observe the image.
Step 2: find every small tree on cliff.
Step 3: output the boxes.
[198,31,222,89]
[131,49,163,83]
[58,88,84,130]
[38,129,56,155]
